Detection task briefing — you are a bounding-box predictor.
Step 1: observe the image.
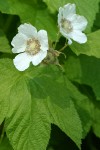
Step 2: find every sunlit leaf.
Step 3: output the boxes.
[0,59,82,150]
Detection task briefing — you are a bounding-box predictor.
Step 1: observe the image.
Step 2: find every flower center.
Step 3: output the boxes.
[61,19,73,33]
[26,38,40,55]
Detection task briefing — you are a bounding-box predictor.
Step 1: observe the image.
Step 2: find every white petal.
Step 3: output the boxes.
[38,30,48,51]
[11,33,27,53]
[63,3,76,18]
[69,30,87,44]
[71,14,88,31]
[60,28,72,45]
[13,52,31,71]
[58,7,63,24]
[68,38,72,45]
[18,23,37,38]
[60,27,70,39]
[12,47,26,54]
[32,50,47,66]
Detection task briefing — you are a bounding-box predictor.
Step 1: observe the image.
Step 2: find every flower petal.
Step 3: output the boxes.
[59,27,69,38]
[63,3,76,18]
[18,23,37,38]
[68,38,72,45]
[69,30,87,44]
[11,33,27,53]
[71,14,88,31]
[59,28,72,44]
[13,52,31,71]
[58,7,63,24]
[38,30,48,51]
[32,50,47,66]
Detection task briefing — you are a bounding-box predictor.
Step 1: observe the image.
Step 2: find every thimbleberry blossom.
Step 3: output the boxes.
[11,23,48,71]
[58,3,88,45]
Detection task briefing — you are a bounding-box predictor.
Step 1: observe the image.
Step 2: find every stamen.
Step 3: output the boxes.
[61,19,73,33]
[26,38,40,55]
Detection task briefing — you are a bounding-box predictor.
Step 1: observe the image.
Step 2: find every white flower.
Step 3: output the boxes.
[11,23,48,71]
[58,3,88,45]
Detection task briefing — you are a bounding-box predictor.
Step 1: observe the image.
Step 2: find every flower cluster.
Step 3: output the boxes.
[11,3,88,71]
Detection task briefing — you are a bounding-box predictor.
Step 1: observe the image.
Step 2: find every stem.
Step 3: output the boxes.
[48,40,53,49]
[54,31,60,49]
[59,43,68,52]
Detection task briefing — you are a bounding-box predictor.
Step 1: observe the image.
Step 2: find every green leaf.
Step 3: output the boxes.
[0,30,11,53]
[64,54,100,137]
[64,54,100,100]
[70,30,100,58]
[64,77,92,138]
[92,102,100,138]
[0,59,82,149]
[0,58,19,124]
[43,0,100,33]
[0,0,57,41]
[0,136,13,150]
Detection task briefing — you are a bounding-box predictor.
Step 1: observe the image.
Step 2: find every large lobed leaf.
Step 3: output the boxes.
[64,54,100,137]
[0,59,83,150]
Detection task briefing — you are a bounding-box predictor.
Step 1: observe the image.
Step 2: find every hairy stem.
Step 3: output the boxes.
[59,44,68,51]
[54,31,61,49]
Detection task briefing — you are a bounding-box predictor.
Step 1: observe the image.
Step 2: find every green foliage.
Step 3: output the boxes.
[0,30,11,53]
[92,102,100,138]
[0,0,57,41]
[0,59,83,149]
[0,0,100,150]
[70,30,100,58]
[0,136,13,150]
[64,54,100,100]
[64,54,100,137]
[64,79,92,138]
